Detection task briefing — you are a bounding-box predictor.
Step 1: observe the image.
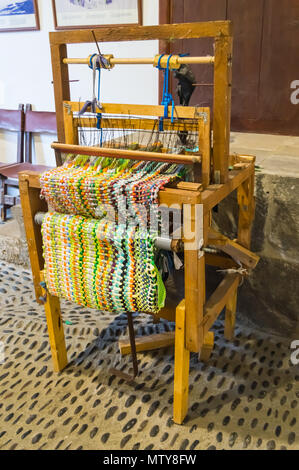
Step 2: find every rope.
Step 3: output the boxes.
[217,267,249,276]
[78,53,110,121]
[217,266,249,286]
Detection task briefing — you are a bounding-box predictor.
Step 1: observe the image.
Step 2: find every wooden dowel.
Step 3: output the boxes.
[63,58,88,65]
[111,57,154,65]
[63,56,215,66]
[181,56,214,64]
[51,142,201,165]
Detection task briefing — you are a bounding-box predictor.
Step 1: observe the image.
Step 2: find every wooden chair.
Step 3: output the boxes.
[24,104,57,163]
[0,106,56,221]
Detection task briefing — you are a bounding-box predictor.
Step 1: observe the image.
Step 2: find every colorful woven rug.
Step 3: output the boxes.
[40,156,183,313]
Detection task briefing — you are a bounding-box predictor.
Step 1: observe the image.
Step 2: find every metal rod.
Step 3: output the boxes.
[63,55,215,66]
[51,142,201,165]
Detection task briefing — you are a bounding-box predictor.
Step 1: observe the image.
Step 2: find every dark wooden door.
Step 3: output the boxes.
[162,0,299,135]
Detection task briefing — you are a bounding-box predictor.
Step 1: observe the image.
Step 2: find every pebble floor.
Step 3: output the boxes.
[0,260,298,450]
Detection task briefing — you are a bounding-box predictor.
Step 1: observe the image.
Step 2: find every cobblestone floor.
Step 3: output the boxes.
[0,261,298,450]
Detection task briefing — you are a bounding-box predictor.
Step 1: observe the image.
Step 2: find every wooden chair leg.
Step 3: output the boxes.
[0,204,4,223]
[42,285,68,372]
[199,331,214,362]
[173,300,190,425]
[0,178,7,222]
[224,288,238,341]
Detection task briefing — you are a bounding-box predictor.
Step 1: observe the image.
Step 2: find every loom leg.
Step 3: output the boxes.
[19,174,47,302]
[43,290,68,372]
[224,287,238,341]
[184,250,205,353]
[199,331,214,362]
[173,300,190,425]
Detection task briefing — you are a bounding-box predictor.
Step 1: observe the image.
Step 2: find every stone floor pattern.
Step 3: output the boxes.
[0,260,298,450]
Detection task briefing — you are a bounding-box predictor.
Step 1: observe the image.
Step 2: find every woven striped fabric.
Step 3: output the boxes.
[40,156,183,313]
[42,213,166,313]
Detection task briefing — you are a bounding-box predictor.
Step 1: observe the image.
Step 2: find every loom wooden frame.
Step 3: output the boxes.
[19,21,259,425]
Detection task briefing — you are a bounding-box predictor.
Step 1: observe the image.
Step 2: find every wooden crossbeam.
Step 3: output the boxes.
[51,142,201,165]
[73,117,199,133]
[201,163,255,213]
[65,101,209,120]
[119,331,175,356]
[202,273,240,337]
[49,21,232,46]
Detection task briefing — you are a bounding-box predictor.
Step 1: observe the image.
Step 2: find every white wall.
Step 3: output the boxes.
[0,0,159,165]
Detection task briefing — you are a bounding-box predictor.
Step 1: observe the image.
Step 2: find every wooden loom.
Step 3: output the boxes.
[19,21,259,425]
